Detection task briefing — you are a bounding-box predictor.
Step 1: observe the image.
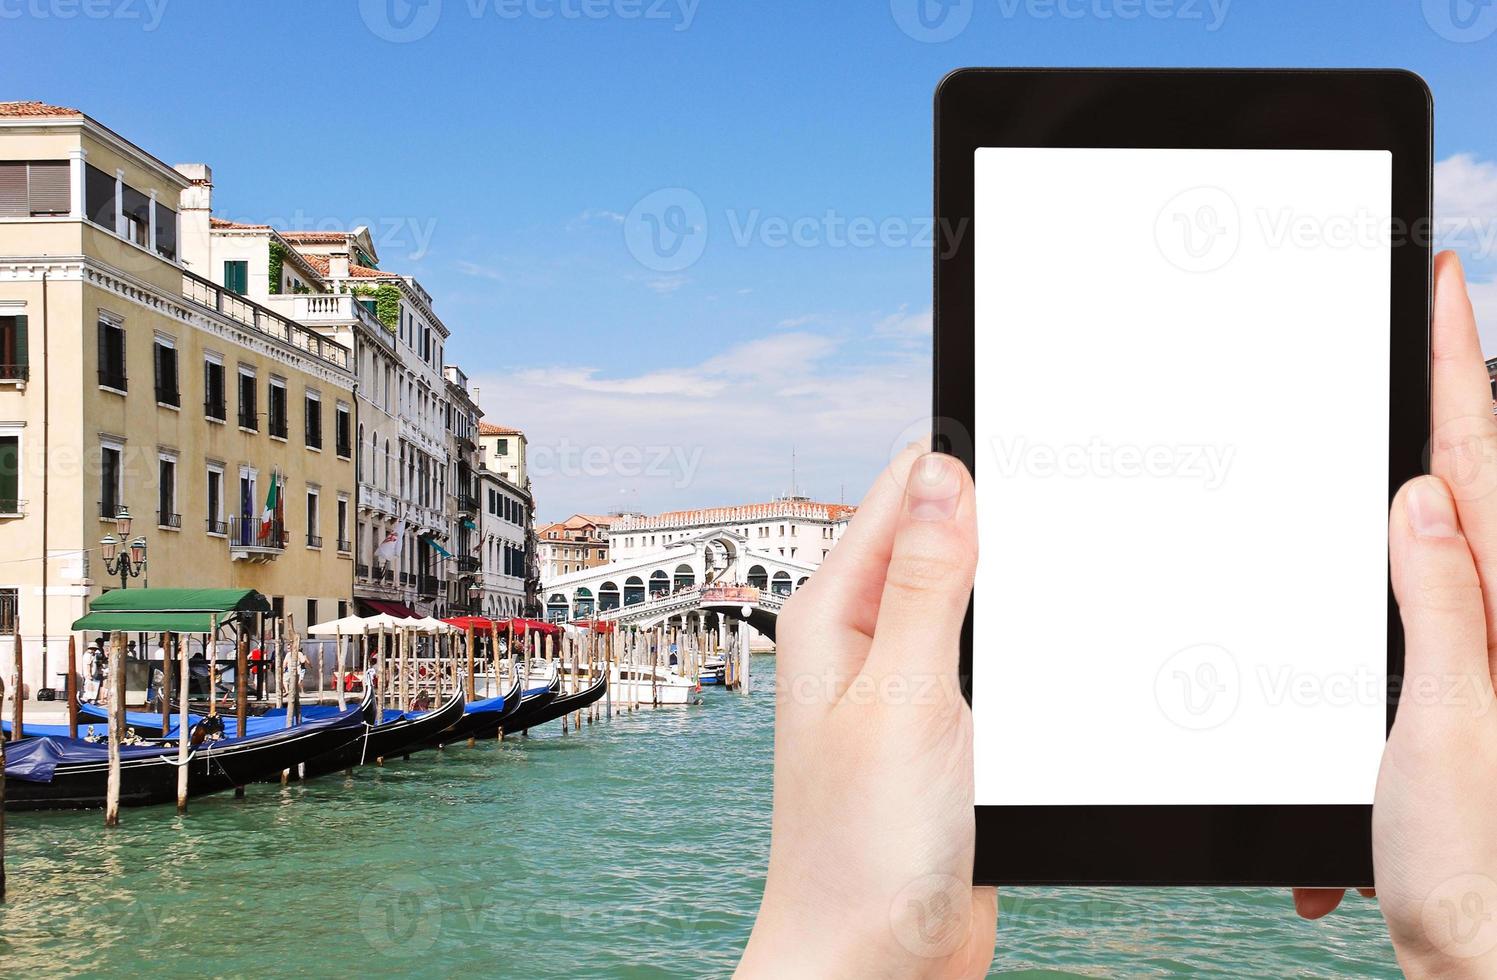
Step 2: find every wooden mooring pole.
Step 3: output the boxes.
[176,636,190,815]
[105,630,124,827]
[66,634,78,739]
[10,631,22,741]
[1,671,8,901]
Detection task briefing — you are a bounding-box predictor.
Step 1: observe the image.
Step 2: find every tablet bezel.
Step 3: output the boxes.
[935,68,1432,887]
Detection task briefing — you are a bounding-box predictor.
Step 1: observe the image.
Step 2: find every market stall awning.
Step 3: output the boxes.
[72,588,271,633]
[356,598,418,619]
[443,616,495,632]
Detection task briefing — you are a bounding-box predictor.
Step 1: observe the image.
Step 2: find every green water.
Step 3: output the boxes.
[0,656,1398,977]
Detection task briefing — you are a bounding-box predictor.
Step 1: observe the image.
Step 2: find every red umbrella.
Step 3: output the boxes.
[443,615,495,631]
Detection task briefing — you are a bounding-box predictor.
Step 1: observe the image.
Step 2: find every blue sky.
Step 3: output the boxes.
[8,0,1497,517]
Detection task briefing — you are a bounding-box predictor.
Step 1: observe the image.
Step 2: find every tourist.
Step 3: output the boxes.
[84,642,103,703]
[739,255,1497,978]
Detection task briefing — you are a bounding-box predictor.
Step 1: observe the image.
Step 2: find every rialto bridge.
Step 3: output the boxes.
[540,529,819,642]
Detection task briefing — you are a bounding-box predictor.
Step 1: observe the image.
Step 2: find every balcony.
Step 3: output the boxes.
[452,555,480,574]
[182,272,351,372]
[358,484,400,517]
[227,515,285,563]
[157,511,181,529]
[206,518,228,536]
[456,494,479,515]
[337,537,352,555]
[417,574,439,598]
[306,533,323,549]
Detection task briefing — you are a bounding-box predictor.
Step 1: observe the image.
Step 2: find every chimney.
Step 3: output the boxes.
[172,163,212,272]
[329,249,350,279]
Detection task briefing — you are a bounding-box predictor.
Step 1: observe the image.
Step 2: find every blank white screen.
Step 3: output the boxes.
[972,147,1391,806]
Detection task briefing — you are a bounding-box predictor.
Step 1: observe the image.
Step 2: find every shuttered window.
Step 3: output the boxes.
[224,260,248,295]
[0,315,27,381]
[268,381,288,439]
[304,392,322,449]
[204,359,226,420]
[97,318,126,391]
[85,164,115,228]
[0,161,69,217]
[154,200,177,260]
[153,339,179,407]
[0,435,19,513]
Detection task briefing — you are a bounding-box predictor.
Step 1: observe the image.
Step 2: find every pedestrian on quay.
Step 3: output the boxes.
[86,641,104,703]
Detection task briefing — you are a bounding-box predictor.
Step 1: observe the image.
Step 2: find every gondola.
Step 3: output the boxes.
[420,675,521,748]
[498,675,562,735]
[296,691,466,780]
[76,700,336,739]
[511,673,609,732]
[3,700,369,811]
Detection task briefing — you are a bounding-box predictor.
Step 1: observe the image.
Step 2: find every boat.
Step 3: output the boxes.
[699,654,726,686]
[76,700,344,739]
[419,674,521,748]
[507,672,609,732]
[3,701,368,811]
[296,691,466,779]
[604,662,698,705]
[500,675,562,734]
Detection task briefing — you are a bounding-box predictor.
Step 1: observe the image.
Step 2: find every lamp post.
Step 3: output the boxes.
[101,506,147,590]
[467,580,482,615]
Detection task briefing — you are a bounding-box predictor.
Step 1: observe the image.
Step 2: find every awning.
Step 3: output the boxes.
[356,599,418,619]
[444,616,496,632]
[73,588,271,633]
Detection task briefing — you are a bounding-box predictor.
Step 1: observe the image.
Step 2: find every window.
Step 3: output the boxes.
[97,316,126,391]
[0,161,68,217]
[304,391,322,449]
[305,489,321,548]
[121,185,150,248]
[224,260,248,296]
[335,404,351,459]
[204,356,225,420]
[206,465,225,535]
[268,380,288,439]
[306,599,318,630]
[238,369,257,430]
[153,336,178,407]
[0,430,19,513]
[0,588,17,634]
[100,442,122,518]
[336,496,350,552]
[154,201,177,260]
[157,455,179,528]
[0,315,27,381]
[497,438,508,456]
[84,164,115,228]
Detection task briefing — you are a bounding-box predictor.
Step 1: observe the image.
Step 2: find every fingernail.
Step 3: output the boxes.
[907,454,962,522]
[1408,479,1460,538]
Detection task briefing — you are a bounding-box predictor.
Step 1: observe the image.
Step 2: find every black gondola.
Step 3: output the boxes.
[421,675,522,748]
[507,673,608,734]
[4,701,368,811]
[498,675,562,735]
[297,691,466,779]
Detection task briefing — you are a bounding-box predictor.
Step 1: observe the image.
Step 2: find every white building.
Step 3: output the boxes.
[477,422,536,618]
[608,496,854,567]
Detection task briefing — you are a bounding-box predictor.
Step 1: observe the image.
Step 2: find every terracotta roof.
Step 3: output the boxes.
[279,231,353,244]
[479,422,524,436]
[617,500,856,529]
[0,101,82,118]
[210,217,271,230]
[298,253,389,279]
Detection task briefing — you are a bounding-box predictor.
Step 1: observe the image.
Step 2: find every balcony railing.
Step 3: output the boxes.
[155,385,180,408]
[417,575,439,598]
[337,538,352,554]
[238,408,258,431]
[157,511,181,529]
[268,414,288,440]
[98,500,121,520]
[181,271,351,372]
[0,364,29,382]
[453,555,480,574]
[356,562,371,578]
[97,368,127,391]
[306,533,323,549]
[456,494,478,514]
[204,397,226,421]
[227,515,286,562]
[206,518,228,535]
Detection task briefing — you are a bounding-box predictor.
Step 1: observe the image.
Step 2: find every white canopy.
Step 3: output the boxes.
[306,615,372,636]
[410,617,459,634]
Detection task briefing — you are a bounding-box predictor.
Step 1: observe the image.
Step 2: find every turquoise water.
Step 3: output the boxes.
[0,656,1397,977]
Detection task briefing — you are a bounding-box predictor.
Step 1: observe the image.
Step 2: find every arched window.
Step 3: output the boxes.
[546,593,569,623]
[674,564,696,591]
[624,576,646,606]
[573,586,595,618]
[649,570,669,599]
[599,581,621,612]
[796,576,809,589]
[748,565,768,590]
[772,571,792,596]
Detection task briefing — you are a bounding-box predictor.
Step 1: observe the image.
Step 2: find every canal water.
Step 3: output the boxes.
[0,655,1397,977]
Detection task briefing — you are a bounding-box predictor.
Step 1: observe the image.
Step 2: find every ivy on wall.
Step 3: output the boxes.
[351,283,401,330]
[268,240,288,295]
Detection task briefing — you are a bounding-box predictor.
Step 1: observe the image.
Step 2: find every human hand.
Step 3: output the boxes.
[1293,253,1497,977]
[737,447,996,979]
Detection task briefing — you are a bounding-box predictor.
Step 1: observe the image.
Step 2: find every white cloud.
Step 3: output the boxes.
[472,322,929,519]
[1435,154,1497,355]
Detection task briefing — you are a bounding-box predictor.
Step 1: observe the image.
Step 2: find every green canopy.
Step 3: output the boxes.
[72,588,272,633]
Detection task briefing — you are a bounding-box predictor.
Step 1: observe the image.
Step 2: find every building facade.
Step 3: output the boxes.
[608,496,853,567]
[536,514,616,581]
[0,102,357,691]
[476,422,537,618]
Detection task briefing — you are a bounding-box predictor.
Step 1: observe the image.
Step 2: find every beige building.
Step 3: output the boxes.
[475,421,536,618]
[537,514,617,581]
[609,496,853,566]
[0,102,357,693]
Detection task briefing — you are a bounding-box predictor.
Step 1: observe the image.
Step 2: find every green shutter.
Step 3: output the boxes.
[13,315,26,376]
[0,436,18,509]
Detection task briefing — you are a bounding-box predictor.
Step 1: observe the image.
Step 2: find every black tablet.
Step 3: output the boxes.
[935,69,1431,886]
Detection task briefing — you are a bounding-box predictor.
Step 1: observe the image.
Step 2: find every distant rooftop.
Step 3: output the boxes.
[479,422,524,437]
[0,101,82,118]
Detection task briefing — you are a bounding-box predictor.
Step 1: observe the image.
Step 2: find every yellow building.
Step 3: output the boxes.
[0,102,356,694]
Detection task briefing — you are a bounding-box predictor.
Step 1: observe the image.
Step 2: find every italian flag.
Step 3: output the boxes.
[260,472,280,538]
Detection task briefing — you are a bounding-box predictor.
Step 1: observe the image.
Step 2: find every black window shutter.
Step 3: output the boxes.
[13,315,26,378]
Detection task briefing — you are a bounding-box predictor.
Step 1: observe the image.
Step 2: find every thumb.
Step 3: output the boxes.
[1389,476,1488,704]
[863,453,976,683]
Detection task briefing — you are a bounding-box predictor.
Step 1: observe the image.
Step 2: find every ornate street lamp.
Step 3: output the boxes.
[101,507,147,589]
[467,579,482,614]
